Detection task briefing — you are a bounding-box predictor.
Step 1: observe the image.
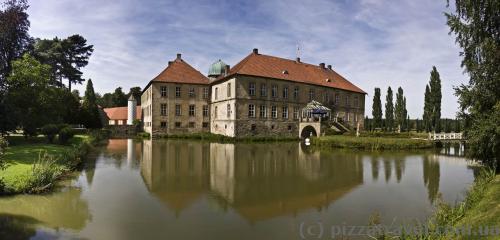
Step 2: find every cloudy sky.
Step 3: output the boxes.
[27,0,465,118]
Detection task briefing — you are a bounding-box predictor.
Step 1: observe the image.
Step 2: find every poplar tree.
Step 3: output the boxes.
[82,79,101,129]
[423,85,432,132]
[372,88,382,129]
[429,66,442,132]
[395,87,405,131]
[385,87,394,131]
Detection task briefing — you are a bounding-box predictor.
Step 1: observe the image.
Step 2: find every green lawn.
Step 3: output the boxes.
[311,135,435,150]
[0,135,87,192]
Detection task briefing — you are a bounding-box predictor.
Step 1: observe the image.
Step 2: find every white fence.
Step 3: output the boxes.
[428,132,463,141]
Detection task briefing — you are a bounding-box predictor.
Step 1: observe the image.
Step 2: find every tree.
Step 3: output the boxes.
[81,79,101,129]
[395,87,406,132]
[385,87,394,131]
[5,54,53,136]
[423,85,432,132]
[112,87,127,107]
[446,0,500,170]
[0,0,31,92]
[372,88,382,129]
[34,35,93,90]
[429,66,442,132]
[127,86,142,105]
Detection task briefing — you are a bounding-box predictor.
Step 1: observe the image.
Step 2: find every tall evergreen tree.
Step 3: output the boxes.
[385,87,394,131]
[446,0,499,170]
[423,85,432,132]
[82,79,101,129]
[372,88,383,129]
[429,66,442,132]
[395,87,405,131]
[112,87,127,107]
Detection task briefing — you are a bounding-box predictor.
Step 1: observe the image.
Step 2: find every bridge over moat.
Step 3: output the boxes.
[428,132,464,141]
[298,101,351,138]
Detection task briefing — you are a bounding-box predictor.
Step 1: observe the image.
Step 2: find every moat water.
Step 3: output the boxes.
[0,139,475,239]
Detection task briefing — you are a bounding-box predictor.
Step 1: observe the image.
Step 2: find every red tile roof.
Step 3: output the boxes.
[217,51,366,94]
[103,106,142,120]
[151,57,209,85]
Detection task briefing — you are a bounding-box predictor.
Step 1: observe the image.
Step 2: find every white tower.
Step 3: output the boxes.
[127,95,137,125]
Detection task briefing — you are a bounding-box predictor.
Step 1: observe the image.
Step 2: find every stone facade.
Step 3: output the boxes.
[142,82,210,136]
[210,75,365,137]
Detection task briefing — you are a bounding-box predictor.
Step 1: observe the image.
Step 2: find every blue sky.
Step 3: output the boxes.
[27,0,465,118]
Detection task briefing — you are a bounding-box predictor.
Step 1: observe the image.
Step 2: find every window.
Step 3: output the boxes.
[294,87,299,99]
[202,122,209,128]
[160,122,167,128]
[282,106,288,119]
[175,86,181,98]
[161,86,167,97]
[346,95,350,107]
[214,106,218,119]
[189,122,195,128]
[283,86,288,99]
[215,87,218,100]
[354,96,359,108]
[309,88,315,101]
[189,105,195,116]
[189,87,195,98]
[347,112,350,121]
[203,105,209,117]
[251,124,256,131]
[288,125,292,131]
[260,84,267,97]
[175,122,181,128]
[335,94,339,105]
[271,105,277,118]
[248,104,255,117]
[294,107,299,119]
[227,104,231,118]
[259,105,267,118]
[249,83,256,96]
[203,87,209,99]
[175,104,181,116]
[272,85,278,98]
[227,83,231,97]
[160,104,167,116]
[323,92,328,102]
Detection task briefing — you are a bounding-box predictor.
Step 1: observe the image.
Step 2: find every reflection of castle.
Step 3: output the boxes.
[140,140,363,222]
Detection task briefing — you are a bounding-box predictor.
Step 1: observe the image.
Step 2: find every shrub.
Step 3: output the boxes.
[40,124,59,143]
[58,127,75,144]
[27,151,63,193]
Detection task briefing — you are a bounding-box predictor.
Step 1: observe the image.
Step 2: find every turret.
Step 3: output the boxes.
[208,59,229,81]
[127,95,137,125]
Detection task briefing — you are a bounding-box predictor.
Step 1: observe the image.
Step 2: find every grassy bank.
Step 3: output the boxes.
[0,134,99,194]
[141,132,299,143]
[311,135,435,150]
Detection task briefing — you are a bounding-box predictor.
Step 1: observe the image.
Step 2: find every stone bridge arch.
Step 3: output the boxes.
[299,122,321,138]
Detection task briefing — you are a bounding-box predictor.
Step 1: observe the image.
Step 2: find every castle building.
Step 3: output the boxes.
[141,49,366,138]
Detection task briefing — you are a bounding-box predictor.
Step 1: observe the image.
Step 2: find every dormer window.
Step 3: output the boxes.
[282,70,288,74]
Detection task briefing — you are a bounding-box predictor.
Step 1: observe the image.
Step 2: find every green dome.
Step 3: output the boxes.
[208,59,228,77]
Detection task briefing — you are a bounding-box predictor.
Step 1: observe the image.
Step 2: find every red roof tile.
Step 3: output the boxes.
[103,106,142,120]
[217,52,366,94]
[151,57,209,85]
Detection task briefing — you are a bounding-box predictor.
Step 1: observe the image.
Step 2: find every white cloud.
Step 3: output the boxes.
[27,0,465,118]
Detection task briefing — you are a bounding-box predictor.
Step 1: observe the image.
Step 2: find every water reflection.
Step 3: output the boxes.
[141,140,365,222]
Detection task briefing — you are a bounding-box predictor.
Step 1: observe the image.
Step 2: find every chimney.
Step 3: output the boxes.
[224,65,230,75]
[327,64,332,70]
[176,53,182,60]
[168,61,173,66]
[252,48,259,54]
[319,63,325,69]
[296,57,301,63]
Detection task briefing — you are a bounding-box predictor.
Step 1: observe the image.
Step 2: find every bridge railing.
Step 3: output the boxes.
[428,132,463,141]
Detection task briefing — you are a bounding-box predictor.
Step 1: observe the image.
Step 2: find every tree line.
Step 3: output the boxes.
[0,0,145,136]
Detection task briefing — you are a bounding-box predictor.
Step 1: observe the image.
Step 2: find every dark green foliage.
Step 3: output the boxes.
[33,34,93,90]
[423,85,432,132]
[372,88,383,129]
[81,79,102,129]
[429,66,442,132]
[127,86,142,105]
[57,127,74,144]
[112,87,127,107]
[40,124,58,143]
[446,0,500,170]
[0,136,7,170]
[394,87,407,132]
[384,87,394,131]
